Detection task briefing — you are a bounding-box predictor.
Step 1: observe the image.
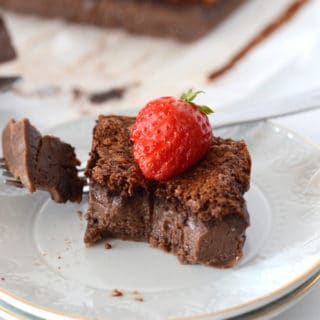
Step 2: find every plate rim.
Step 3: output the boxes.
[1,117,320,320]
[0,264,319,320]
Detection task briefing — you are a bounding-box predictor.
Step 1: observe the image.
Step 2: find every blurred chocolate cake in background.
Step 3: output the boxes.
[0,0,246,41]
[0,15,16,63]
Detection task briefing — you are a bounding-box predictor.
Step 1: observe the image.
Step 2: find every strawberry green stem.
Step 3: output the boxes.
[180,89,214,115]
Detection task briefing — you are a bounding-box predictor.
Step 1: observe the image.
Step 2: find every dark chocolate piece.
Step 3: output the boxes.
[2,118,85,203]
[112,289,123,297]
[85,115,251,268]
[0,0,246,42]
[89,87,126,104]
[0,15,16,63]
[134,297,144,302]
[104,242,112,249]
[0,76,20,91]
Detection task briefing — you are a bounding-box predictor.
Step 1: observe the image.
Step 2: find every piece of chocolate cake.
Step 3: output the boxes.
[0,15,16,63]
[150,137,250,267]
[0,0,246,42]
[2,119,85,203]
[84,116,151,244]
[85,115,251,268]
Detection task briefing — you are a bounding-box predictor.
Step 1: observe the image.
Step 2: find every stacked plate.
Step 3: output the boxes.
[0,117,319,320]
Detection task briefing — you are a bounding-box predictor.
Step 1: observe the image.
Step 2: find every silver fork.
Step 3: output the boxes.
[0,157,88,192]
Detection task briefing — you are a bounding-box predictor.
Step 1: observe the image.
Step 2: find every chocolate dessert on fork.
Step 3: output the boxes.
[85,92,251,268]
[2,119,85,203]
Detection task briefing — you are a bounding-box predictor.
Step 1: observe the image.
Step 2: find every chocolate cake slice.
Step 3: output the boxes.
[0,0,246,42]
[0,15,16,63]
[2,118,85,203]
[85,115,251,268]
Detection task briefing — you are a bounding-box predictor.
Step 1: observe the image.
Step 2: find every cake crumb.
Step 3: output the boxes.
[33,259,41,266]
[131,290,143,302]
[112,289,123,297]
[76,210,83,220]
[72,88,84,100]
[104,242,112,250]
[134,297,144,302]
[58,266,61,270]
[64,238,72,250]
[58,256,62,259]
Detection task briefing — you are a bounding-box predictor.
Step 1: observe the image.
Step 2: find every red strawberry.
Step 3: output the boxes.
[130,90,213,181]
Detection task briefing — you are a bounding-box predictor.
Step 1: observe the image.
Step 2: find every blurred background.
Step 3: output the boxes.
[0,0,320,131]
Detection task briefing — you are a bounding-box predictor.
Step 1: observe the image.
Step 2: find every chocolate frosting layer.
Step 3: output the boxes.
[86,115,149,196]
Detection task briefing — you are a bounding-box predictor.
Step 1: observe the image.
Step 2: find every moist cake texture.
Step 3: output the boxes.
[84,116,151,243]
[85,115,251,267]
[0,0,246,41]
[2,118,85,203]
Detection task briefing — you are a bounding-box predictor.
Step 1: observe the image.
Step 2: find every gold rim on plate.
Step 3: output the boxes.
[0,261,319,320]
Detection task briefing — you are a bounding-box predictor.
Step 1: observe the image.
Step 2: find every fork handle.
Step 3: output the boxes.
[210,88,320,129]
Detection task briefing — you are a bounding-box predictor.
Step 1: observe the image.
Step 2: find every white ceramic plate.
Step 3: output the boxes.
[0,117,319,320]
[0,272,319,320]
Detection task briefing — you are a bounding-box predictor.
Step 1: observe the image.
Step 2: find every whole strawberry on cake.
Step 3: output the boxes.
[131,90,213,181]
[85,90,251,268]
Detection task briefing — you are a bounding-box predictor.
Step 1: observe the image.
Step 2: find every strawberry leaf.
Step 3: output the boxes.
[198,105,214,115]
[180,89,204,103]
[180,89,214,115]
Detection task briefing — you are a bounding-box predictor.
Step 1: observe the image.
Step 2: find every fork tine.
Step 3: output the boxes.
[78,171,88,179]
[83,185,89,194]
[2,159,88,191]
[5,179,24,188]
[2,170,14,178]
